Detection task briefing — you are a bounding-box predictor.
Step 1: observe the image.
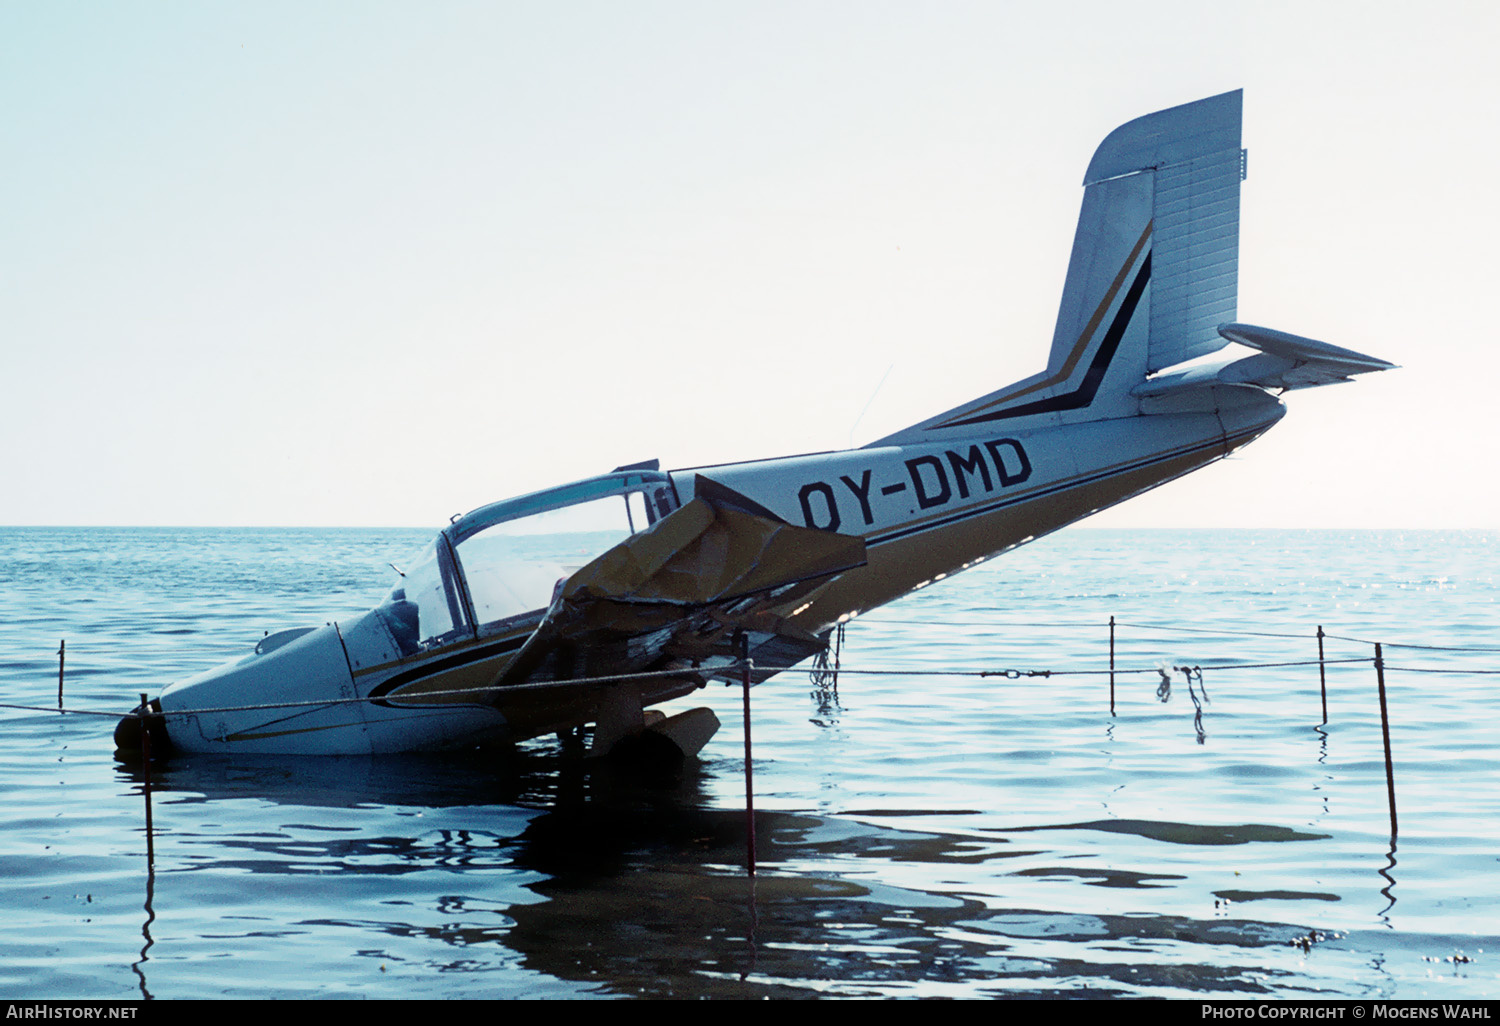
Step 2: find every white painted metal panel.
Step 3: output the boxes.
[1148,146,1242,372]
[1085,90,1242,185]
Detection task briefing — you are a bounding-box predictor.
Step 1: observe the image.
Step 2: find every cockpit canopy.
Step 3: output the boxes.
[381,470,677,654]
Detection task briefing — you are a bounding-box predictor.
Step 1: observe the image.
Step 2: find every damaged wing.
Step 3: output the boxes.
[491,476,867,691]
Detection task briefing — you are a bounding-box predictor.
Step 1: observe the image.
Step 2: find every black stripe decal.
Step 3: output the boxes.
[940,251,1152,429]
[367,634,529,706]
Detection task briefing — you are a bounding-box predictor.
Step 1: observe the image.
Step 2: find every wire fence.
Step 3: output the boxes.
[4,614,1492,724]
[10,612,1471,850]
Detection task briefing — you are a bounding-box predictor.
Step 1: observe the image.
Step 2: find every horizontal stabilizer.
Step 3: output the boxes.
[1218,323,1396,375]
[1134,323,1395,397]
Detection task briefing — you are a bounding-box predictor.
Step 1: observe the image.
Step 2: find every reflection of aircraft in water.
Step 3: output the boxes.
[116,90,1391,759]
[114,752,1312,999]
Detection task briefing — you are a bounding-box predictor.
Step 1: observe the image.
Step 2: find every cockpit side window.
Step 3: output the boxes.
[651,486,674,522]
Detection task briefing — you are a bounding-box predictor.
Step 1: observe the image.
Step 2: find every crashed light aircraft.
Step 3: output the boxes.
[115,91,1392,760]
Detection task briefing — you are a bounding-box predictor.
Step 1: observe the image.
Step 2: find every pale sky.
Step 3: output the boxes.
[3,1,1495,528]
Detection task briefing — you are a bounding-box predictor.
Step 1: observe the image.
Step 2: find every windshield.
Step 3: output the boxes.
[455,494,643,626]
[378,472,678,653]
[380,537,464,654]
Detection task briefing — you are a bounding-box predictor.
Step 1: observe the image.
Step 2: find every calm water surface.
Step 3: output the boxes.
[1,527,1496,999]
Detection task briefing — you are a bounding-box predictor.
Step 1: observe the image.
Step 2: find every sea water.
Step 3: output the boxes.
[0,526,1496,999]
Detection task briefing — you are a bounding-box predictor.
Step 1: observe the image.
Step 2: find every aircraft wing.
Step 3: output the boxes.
[491,476,867,691]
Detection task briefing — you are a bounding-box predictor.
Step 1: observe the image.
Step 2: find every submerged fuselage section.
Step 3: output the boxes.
[152,470,684,754]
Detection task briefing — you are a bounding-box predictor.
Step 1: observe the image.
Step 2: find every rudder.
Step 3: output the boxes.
[874,91,1246,443]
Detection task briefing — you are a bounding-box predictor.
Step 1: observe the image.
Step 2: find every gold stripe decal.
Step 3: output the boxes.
[934,219,1153,426]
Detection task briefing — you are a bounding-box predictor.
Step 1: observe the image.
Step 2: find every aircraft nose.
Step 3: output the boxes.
[114,696,170,757]
[154,623,363,754]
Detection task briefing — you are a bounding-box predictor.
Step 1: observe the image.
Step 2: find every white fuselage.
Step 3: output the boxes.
[676,388,1285,634]
[156,387,1284,755]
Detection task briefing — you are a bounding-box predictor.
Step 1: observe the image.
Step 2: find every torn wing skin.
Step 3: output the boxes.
[492,475,869,691]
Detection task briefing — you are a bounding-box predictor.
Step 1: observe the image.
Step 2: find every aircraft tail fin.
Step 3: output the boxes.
[872,91,1251,444]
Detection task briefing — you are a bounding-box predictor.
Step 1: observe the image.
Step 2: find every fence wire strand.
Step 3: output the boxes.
[8,613,1494,724]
